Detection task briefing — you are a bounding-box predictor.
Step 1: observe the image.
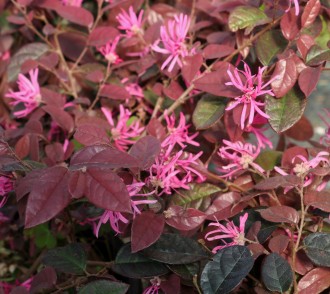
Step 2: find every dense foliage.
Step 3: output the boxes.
[1,0,330,293]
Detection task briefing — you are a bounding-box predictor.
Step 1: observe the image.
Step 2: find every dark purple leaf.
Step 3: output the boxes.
[55,5,93,28]
[259,206,299,224]
[30,267,57,294]
[42,105,74,133]
[100,84,131,101]
[254,175,301,190]
[74,125,109,146]
[88,26,119,47]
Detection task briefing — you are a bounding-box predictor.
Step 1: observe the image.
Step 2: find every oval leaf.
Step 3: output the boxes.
[259,206,299,224]
[303,233,330,267]
[298,66,322,97]
[261,253,293,292]
[304,190,330,212]
[78,280,129,294]
[200,245,254,294]
[297,267,330,294]
[301,0,321,28]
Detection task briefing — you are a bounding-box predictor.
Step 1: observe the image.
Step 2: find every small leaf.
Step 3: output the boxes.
[200,246,254,294]
[284,116,314,141]
[280,9,300,40]
[78,280,129,294]
[55,5,93,27]
[42,243,87,275]
[100,84,131,101]
[113,244,169,278]
[301,0,321,28]
[306,45,330,66]
[203,44,234,60]
[297,267,330,294]
[182,53,203,83]
[298,66,322,97]
[259,206,300,224]
[141,233,209,264]
[42,105,74,133]
[192,94,227,130]
[131,211,165,253]
[255,150,282,171]
[261,253,293,292]
[228,6,270,33]
[303,233,330,267]
[265,88,307,133]
[87,26,119,47]
[255,30,287,66]
[30,267,57,294]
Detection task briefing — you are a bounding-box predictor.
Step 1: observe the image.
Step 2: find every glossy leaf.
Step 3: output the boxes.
[280,9,300,40]
[192,94,227,130]
[268,235,290,254]
[255,30,287,66]
[265,88,307,133]
[42,243,87,275]
[306,45,330,66]
[200,246,254,294]
[297,34,315,60]
[304,190,330,212]
[301,0,321,28]
[297,267,330,294]
[259,206,299,224]
[303,233,330,266]
[228,6,270,33]
[298,66,322,97]
[141,233,209,264]
[113,244,169,278]
[131,211,165,253]
[261,253,293,292]
[78,280,129,294]
[168,263,200,280]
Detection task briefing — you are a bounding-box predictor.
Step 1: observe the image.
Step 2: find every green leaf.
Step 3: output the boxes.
[141,233,209,264]
[265,88,307,133]
[228,6,271,33]
[315,16,330,49]
[255,151,282,171]
[8,43,49,82]
[192,94,227,130]
[305,45,330,66]
[113,244,169,278]
[303,233,330,267]
[78,280,129,294]
[171,183,222,207]
[168,263,200,280]
[261,253,293,292]
[42,243,87,275]
[200,246,254,294]
[26,224,57,249]
[256,30,288,66]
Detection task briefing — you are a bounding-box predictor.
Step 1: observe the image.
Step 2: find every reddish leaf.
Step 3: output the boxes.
[293,250,314,275]
[194,62,241,98]
[280,8,300,41]
[74,125,109,146]
[42,105,74,133]
[297,267,330,294]
[24,166,71,228]
[131,211,165,253]
[129,136,161,170]
[271,57,297,98]
[182,53,203,83]
[146,118,166,140]
[259,206,299,224]
[55,5,93,28]
[163,80,184,100]
[41,88,66,107]
[100,84,131,101]
[304,190,330,212]
[254,175,301,190]
[297,35,315,60]
[68,171,86,199]
[298,66,322,97]
[281,146,308,168]
[284,116,314,141]
[268,235,290,254]
[306,45,330,66]
[17,0,33,4]
[248,243,267,259]
[30,267,57,294]
[85,167,132,212]
[38,52,59,70]
[88,26,119,47]
[45,143,65,164]
[15,135,30,159]
[160,274,181,294]
[203,44,234,60]
[164,206,206,231]
[301,0,321,28]
[70,145,108,165]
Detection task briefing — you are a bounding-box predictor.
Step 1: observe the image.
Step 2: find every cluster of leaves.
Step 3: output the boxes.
[0,0,330,293]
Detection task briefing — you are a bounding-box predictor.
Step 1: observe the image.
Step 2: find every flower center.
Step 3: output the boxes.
[234,232,245,245]
[293,162,310,177]
[111,128,121,140]
[239,154,254,169]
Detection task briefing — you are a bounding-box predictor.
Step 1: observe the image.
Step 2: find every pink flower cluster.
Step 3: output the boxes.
[101,105,144,151]
[0,176,13,208]
[205,213,248,253]
[98,36,122,64]
[143,277,161,294]
[6,68,41,118]
[116,6,144,37]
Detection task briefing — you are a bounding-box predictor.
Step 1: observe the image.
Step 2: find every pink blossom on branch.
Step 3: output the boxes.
[6,68,41,118]
[143,277,161,294]
[116,6,144,37]
[98,36,122,64]
[205,213,248,253]
[101,105,145,151]
[226,62,277,130]
[218,140,264,179]
[152,13,195,72]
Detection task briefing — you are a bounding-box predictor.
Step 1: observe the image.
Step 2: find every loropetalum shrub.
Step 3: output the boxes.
[1,0,330,293]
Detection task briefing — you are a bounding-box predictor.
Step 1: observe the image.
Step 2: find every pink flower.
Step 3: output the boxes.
[245,114,273,149]
[98,36,122,64]
[218,140,264,179]
[116,6,144,37]
[286,0,300,16]
[0,177,13,208]
[152,13,195,72]
[226,62,277,129]
[0,277,33,294]
[61,0,83,6]
[121,78,144,98]
[275,151,329,190]
[143,277,161,294]
[162,111,199,148]
[101,105,145,151]
[6,68,41,118]
[93,183,157,236]
[205,213,248,253]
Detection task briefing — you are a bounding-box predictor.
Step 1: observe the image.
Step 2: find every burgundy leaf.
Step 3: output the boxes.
[68,171,86,199]
[203,44,234,60]
[15,169,44,201]
[15,135,30,159]
[268,235,290,254]
[164,206,206,231]
[160,274,181,294]
[146,118,166,140]
[271,56,297,98]
[100,84,131,101]
[301,0,321,28]
[129,136,161,170]
[74,125,109,146]
[259,206,299,224]
[38,52,59,70]
[25,166,71,228]
[85,167,132,212]
[70,145,108,165]
[182,53,203,83]
[45,143,65,164]
[55,5,93,28]
[41,88,66,107]
[304,190,330,212]
[280,8,300,41]
[88,26,119,47]
[131,211,165,253]
[297,267,330,294]
[284,116,314,141]
[30,267,57,294]
[163,80,184,100]
[298,66,322,97]
[306,45,330,66]
[42,105,74,133]
[281,146,308,168]
[297,35,315,60]
[254,175,301,190]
